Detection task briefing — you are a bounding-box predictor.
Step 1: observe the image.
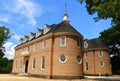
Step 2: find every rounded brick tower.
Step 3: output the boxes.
[83,39,112,76]
[50,13,84,78]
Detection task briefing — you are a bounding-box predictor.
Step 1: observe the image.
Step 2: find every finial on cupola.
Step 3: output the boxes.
[62,3,70,22]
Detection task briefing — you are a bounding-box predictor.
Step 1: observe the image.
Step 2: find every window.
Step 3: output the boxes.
[41,56,45,70]
[84,52,88,58]
[32,58,36,69]
[99,61,104,67]
[15,60,17,69]
[59,54,67,63]
[27,46,29,51]
[20,60,22,69]
[34,44,36,51]
[77,38,80,47]
[77,55,82,64]
[60,36,66,46]
[99,51,103,57]
[84,41,88,48]
[42,40,46,49]
[86,62,88,70]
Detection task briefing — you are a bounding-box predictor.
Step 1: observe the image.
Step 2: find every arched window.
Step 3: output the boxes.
[99,51,103,57]
[41,56,45,70]
[77,38,80,47]
[86,62,88,71]
[32,58,36,69]
[60,36,66,46]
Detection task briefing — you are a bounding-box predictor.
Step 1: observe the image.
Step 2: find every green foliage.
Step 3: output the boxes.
[0,26,13,73]
[0,26,11,47]
[77,0,120,24]
[99,25,120,56]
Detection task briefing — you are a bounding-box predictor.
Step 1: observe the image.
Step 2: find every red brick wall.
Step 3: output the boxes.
[83,50,112,75]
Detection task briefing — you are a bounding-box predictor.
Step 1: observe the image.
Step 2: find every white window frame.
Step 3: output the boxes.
[32,58,35,70]
[20,60,22,69]
[34,44,36,51]
[42,40,46,49]
[99,61,104,67]
[99,50,103,57]
[41,56,45,70]
[84,52,88,58]
[77,55,82,64]
[59,54,67,63]
[84,41,88,48]
[60,36,66,46]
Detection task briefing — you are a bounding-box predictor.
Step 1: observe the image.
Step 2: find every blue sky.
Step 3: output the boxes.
[0,0,111,59]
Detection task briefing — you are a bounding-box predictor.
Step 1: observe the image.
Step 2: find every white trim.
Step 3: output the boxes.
[60,36,66,46]
[42,40,46,49]
[59,54,67,63]
[32,58,35,70]
[34,44,36,51]
[84,41,88,48]
[99,51,103,57]
[84,52,88,58]
[77,55,82,64]
[41,56,45,70]
[99,61,104,67]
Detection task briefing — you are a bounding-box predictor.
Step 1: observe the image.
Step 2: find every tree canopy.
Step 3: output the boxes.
[77,0,120,25]
[99,24,120,56]
[0,26,11,47]
[0,26,13,73]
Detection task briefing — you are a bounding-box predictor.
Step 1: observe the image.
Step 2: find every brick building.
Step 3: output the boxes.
[12,13,112,79]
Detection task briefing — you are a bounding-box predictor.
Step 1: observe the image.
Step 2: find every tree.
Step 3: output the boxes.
[0,26,13,73]
[77,0,120,25]
[99,25,120,56]
[0,26,11,58]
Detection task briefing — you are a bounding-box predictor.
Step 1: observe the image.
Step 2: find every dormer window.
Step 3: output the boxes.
[36,28,42,38]
[20,38,23,44]
[84,41,88,48]
[23,36,29,43]
[29,32,35,41]
[43,24,51,34]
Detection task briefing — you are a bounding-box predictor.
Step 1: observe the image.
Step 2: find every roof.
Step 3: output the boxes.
[17,20,83,47]
[84,38,108,50]
[47,21,83,36]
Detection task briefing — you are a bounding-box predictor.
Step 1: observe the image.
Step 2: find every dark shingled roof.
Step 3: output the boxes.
[47,21,83,37]
[84,38,108,49]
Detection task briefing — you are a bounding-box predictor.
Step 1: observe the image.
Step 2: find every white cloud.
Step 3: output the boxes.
[0,0,44,26]
[0,15,9,23]
[3,42,17,59]
[12,33,22,40]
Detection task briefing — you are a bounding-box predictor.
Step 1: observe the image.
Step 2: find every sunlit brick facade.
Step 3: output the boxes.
[12,13,112,79]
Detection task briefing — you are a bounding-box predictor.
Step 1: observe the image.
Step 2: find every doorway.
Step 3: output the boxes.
[25,60,29,73]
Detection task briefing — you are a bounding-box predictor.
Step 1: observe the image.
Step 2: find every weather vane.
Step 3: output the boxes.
[65,3,67,13]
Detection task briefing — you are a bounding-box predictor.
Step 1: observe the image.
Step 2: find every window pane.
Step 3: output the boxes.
[77,55,82,63]
[61,36,66,46]
[59,54,67,63]
[86,62,88,70]
[77,39,80,47]
[41,56,45,70]
[33,58,35,69]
